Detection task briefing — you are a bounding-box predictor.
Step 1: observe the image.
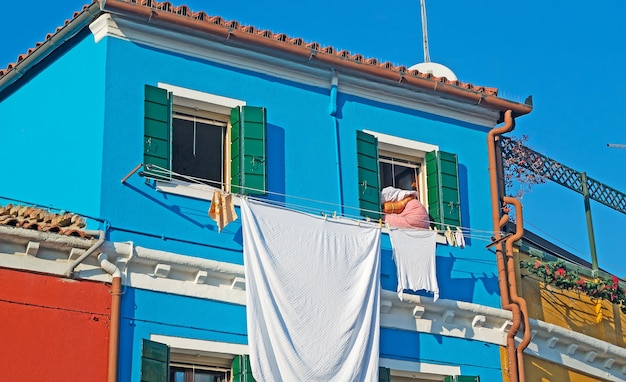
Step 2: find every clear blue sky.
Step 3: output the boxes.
[2,1,626,276]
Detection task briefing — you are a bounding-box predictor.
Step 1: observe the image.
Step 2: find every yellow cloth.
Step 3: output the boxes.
[209,191,238,232]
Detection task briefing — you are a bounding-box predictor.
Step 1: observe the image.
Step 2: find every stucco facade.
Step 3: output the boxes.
[3,1,620,382]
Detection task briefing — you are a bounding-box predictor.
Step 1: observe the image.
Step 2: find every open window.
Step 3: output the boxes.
[357,130,461,227]
[379,366,480,382]
[140,338,256,382]
[143,84,267,196]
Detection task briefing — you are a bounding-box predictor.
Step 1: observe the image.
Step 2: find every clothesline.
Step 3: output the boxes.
[142,164,507,241]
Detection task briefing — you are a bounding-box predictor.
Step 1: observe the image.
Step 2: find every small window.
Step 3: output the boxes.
[144,84,267,195]
[357,130,461,227]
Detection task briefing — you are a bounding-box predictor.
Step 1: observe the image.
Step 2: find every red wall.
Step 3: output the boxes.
[0,268,111,380]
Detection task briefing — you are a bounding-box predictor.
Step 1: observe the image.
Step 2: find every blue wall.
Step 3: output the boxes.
[380,328,504,380]
[0,30,106,219]
[1,30,504,380]
[97,36,500,306]
[119,288,248,382]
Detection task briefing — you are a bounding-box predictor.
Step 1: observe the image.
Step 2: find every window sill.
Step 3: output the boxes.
[155,180,242,205]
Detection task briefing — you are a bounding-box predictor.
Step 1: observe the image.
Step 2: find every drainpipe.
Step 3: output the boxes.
[64,229,106,277]
[503,196,531,382]
[487,110,521,382]
[98,253,121,382]
[329,70,344,213]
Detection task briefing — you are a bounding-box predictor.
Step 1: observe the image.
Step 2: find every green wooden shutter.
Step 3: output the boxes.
[231,106,267,195]
[144,84,172,180]
[444,376,480,382]
[232,355,256,382]
[140,339,170,382]
[356,130,381,219]
[379,367,391,382]
[426,150,461,227]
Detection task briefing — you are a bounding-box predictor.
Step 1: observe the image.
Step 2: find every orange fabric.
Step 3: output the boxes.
[209,191,238,232]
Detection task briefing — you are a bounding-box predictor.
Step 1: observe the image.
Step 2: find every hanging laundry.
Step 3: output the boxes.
[444,226,456,247]
[389,228,439,301]
[208,191,237,232]
[455,227,466,249]
[241,199,381,382]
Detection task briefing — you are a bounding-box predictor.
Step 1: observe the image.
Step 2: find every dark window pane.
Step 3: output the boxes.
[379,162,394,188]
[172,117,224,186]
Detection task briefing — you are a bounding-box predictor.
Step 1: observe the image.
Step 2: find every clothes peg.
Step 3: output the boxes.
[455,226,466,249]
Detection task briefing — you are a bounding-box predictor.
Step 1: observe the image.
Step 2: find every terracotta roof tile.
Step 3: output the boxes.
[0,0,522,107]
[0,203,92,239]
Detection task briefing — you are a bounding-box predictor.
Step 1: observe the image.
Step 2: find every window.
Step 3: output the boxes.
[143,84,267,195]
[356,130,461,227]
[140,339,256,382]
[170,365,229,382]
[171,108,228,187]
[379,366,480,382]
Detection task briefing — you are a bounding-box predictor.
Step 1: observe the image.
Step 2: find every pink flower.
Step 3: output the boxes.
[555,268,565,278]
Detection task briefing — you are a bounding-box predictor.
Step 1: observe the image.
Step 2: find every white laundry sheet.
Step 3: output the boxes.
[241,199,381,382]
[389,228,439,301]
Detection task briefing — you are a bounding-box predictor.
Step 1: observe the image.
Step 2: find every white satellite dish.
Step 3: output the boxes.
[408,62,458,81]
[410,0,458,81]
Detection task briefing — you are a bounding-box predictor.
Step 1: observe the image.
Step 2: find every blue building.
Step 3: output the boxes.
[0,1,537,381]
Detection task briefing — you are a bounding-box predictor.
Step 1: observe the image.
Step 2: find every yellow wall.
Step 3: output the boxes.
[517,251,626,348]
[500,349,604,382]
[525,354,607,382]
[509,250,626,380]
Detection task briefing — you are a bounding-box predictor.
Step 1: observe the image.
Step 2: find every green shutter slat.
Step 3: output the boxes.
[231,106,267,195]
[426,150,461,227]
[230,107,241,194]
[144,85,171,180]
[140,339,169,382]
[444,376,480,382]
[356,130,381,219]
[456,377,480,382]
[232,355,256,382]
[378,367,391,382]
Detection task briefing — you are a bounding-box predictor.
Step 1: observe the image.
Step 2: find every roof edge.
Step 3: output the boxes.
[0,2,103,94]
[102,0,532,118]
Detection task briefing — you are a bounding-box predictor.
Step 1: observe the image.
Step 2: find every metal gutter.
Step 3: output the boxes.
[0,3,103,94]
[101,0,532,118]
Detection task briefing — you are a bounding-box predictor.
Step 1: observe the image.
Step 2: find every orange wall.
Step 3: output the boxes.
[0,267,111,381]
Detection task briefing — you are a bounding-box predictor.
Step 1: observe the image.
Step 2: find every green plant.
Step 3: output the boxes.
[520,257,626,314]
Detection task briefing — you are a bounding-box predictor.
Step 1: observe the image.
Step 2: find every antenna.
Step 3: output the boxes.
[420,0,430,63]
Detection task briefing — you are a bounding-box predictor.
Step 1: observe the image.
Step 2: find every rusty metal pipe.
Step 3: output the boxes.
[99,254,121,382]
[503,196,532,382]
[487,110,522,382]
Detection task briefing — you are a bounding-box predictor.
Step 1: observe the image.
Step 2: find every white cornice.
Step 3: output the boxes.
[88,14,498,127]
[0,228,624,379]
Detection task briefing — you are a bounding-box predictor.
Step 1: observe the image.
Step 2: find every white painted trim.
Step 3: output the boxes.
[89,14,499,127]
[157,82,245,115]
[151,335,249,355]
[2,228,626,379]
[364,130,439,155]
